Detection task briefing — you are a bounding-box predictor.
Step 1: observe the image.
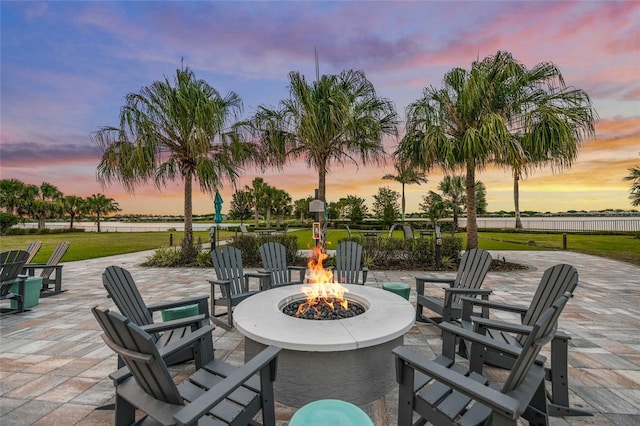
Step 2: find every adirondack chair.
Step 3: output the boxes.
[92,306,281,426]
[394,294,571,426]
[102,265,213,367]
[23,241,69,297]
[1,250,29,315]
[274,224,289,235]
[210,246,269,327]
[333,240,368,285]
[456,263,589,417]
[415,248,493,324]
[259,242,305,289]
[400,223,416,240]
[239,224,251,236]
[24,241,42,263]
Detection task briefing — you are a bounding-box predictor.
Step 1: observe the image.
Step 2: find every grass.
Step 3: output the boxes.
[1,229,638,265]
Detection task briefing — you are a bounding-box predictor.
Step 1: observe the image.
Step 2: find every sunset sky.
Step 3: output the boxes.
[1,1,638,216]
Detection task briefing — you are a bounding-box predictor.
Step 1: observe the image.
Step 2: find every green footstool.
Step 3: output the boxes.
[161,304,199,321]
[382,281,411,300]
[11,276,43,309]
[289,399,373,426]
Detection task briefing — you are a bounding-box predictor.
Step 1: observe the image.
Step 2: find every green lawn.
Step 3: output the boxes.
[1,229,638,265]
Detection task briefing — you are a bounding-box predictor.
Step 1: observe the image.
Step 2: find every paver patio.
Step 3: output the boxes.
[1,249,639,425]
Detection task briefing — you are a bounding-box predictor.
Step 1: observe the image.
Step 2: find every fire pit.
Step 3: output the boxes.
[234,248,414,407]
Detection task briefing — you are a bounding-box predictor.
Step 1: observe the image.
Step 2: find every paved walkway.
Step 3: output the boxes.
[1,249,639,425]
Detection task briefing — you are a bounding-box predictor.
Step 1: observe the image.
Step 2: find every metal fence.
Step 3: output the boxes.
[470,218,640,233]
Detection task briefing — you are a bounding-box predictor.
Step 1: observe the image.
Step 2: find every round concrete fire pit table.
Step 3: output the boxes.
[233,284,415,407]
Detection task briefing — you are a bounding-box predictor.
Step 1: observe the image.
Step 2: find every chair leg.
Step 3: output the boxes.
[114,393,135,426]
[546,334,592,417]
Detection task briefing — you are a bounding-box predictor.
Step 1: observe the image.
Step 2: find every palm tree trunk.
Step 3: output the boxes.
[96,213,101,232]
[254,195,260,228]
[182,172,194,253]
[401,183,406,222]
[318,165,327,248]
[69,213,75,230]
[514,169,522,229]
[466,163,478,250]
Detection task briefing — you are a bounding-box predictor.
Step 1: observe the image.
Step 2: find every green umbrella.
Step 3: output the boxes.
[214,191,223,224]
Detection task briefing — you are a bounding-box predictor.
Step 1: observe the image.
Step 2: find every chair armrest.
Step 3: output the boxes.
[416,276,456,286]
[140,314,207,334]
[393,346,520,420]
[461,296,527,322]
[245,271,270,279]
[439,321,522,358]
[209,278,231,287]
[471,316,532,335]
[443,288,492,307]
[173,345,281,425]
[147,296,210,313]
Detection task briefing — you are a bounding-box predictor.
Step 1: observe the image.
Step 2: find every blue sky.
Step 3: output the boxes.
[1,1,638,215]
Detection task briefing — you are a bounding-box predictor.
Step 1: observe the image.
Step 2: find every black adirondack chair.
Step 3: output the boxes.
[259,242,305,289]
[210,246,269,327]
[92,306,281,426]
[456,263,590,417]
[23,241,69,297]
[394,294,571,426]
[1,250,29,315]
[333,241,368,285]
[415,248,493,324]
[102,265,213,367]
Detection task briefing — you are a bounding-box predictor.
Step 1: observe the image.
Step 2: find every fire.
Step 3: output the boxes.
[296,246,349,317]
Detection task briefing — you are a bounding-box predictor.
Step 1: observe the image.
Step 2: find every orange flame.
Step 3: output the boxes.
[296,246,349,316]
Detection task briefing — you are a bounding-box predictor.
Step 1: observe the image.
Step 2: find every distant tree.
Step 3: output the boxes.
[419,191,447,228]
[228,189,253,223]
[624,166,640,207]
[29,182,63,229]
[269,188,292,227]
[0,212,20,234]
[245,178,268,227]
[382,160,428,221]
[0,179,28,215]
[86,194,120,232]
[372,186,400,228]
[93,65,255,261]
[245,69,397,234]
[63,195,86,230]
[293,196,314,222]
[438,176,466,232]
[326,202,340,221]
[475,181,488,215]
[342,195,368,223]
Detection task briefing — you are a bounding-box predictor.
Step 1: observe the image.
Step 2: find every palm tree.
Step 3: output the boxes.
[245,69,397,231]
[30,182,63,229]
[481,52,596,228]
[0,179,27,215]
[63,195,86,230]
[396,62,505,249]
[624,166,640,206]
[438,175,466,233]
[382,159,428,221]
[246,177,269,228]
[86,194,120,232]
[93,65,256,259]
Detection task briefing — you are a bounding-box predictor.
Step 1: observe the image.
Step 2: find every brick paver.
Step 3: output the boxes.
[1,249,638,425]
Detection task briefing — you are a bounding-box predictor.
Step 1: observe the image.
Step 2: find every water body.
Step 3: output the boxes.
[16,216,640,233]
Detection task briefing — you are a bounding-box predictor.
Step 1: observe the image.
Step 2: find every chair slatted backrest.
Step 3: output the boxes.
[92,306,183,405]
[401,224,415,240]
[40,241,70,279]
[452,248,493,304]
[259,242,290,286]
[211,246,246,298]
[102,266,153,327]
[1,250,29,297]
[503,294,570,393]
[335,241,364,284]
[517,264,578,345]
[24,241,42,263]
